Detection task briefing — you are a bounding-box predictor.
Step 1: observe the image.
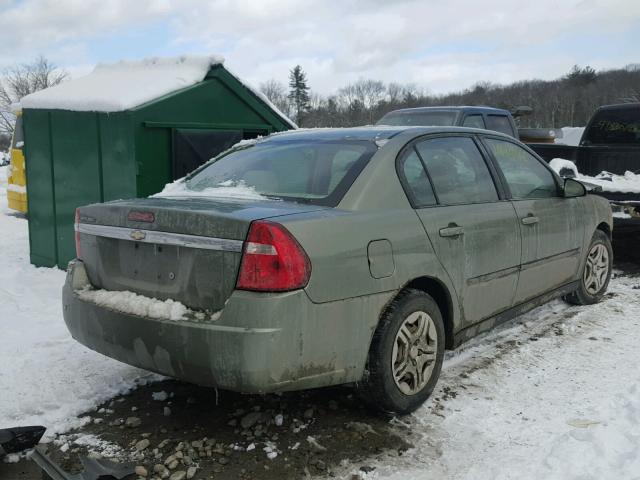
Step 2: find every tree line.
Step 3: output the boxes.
[269,64,640,128]
[1,58,639,147]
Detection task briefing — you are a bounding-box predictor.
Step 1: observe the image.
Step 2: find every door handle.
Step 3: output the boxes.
[439,224,464,237]
[521,215,539,225]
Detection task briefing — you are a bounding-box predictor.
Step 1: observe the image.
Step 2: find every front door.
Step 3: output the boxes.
[399,135,521,327]
[483,137,584,303]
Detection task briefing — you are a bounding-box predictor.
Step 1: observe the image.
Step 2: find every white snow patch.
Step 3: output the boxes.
[360,274,640,480]
[20,55,224,112]
[550,158,640,193]
[548,158,579,178]
[152,391,169,402]
[76,288,191,321]
[7,183,26,194]
[0,166,159,438]
[554,126,585,146]
[154,179,269,201]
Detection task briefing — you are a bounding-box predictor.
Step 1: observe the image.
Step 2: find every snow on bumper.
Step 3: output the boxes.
[62,261,384,393]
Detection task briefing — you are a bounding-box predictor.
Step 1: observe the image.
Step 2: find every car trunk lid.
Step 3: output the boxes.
[76,197,325,312]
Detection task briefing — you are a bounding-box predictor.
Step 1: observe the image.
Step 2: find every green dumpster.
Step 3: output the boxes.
[20,56,295,268]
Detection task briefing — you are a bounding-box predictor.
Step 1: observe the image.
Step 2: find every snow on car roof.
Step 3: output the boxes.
[21,55,224,112]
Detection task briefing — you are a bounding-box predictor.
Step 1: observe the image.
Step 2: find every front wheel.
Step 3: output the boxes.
[360,289,445,415]
[564,230,613,305]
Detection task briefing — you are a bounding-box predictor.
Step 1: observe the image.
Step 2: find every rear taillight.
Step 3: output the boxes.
[236,220,311,292]
[75,208,82,259]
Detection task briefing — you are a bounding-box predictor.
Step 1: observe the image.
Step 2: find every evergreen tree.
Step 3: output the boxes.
[288,65,310,124]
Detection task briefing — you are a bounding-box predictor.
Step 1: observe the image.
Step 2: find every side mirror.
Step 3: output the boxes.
[563,178,587,198]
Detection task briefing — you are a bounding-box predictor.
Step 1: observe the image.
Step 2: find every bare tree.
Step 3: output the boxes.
[259,79,290,116]
[0,56,68,134]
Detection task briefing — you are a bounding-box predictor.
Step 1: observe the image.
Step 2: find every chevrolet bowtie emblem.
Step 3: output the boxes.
[130,230,146,241]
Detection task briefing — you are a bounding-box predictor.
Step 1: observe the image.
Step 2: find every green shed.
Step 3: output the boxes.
[20,56,295,268]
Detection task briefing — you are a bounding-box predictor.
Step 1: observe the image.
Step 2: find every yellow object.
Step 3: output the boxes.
[7,111,27,213]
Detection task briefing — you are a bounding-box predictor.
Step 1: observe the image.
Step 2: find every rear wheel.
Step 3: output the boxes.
[564,230,613,305]
[360,289,445,414]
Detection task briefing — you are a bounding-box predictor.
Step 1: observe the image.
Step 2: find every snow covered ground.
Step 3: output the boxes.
[2,164,640,478]
[0,166,158,439]
[371,272,640,480]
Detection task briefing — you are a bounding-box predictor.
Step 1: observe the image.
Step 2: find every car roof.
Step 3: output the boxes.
[259,125,514,143]
[382,106,511,115]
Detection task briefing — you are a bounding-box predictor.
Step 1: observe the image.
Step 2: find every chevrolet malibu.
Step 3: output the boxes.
[64,127,613,414]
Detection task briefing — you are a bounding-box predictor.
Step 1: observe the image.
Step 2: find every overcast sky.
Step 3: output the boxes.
[1,0,639,95]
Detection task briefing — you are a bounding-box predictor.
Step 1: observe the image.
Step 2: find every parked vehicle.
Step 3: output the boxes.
[64,127,613,414]
[526,103,640,228]
[376,106,519,138]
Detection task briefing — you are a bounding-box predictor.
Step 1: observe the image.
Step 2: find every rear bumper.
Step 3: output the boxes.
[63,260,390,393]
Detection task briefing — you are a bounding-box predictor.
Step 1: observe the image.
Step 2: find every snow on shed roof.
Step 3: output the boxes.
[20,54,297,128]
[21,55,224,112]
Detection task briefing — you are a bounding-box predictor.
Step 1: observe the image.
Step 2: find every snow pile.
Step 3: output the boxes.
[548,158,579,178]
[0,165,158,438]
[20,55,224,112]
[555,126,585,146]
[549,158,640,193]
[154,179,269,201]
[372,274,640,480]
[77,288,191,321]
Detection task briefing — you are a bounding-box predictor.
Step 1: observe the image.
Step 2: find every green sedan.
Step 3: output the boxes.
[64,126,613,414]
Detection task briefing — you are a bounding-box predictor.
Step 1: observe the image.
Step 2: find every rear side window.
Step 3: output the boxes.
[415,137,498,205]
[462,114,486,129]
[485,138,558,199]
[398,149,437,207]
[486,115,514,136]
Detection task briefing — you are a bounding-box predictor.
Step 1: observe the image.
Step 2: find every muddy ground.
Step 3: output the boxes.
[2,231,638,480]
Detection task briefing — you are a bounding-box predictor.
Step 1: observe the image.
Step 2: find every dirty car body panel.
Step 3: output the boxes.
[63,126,612,393]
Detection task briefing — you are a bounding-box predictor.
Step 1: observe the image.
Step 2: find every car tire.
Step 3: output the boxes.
[360,289,445,415]
[564,230,613,305]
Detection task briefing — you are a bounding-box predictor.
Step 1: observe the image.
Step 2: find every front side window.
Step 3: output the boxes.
[415,136,498,205]
[398,149,437,207]
[486,115,514,136]
[176,139,376,206]
[485,138,558,199]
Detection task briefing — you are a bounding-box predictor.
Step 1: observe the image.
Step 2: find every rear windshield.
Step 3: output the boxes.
[584,108,640,145]
[377,111,458,127]
[183,139,377,206]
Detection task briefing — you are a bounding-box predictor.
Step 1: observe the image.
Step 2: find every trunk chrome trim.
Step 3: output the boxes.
[75,223,244,252]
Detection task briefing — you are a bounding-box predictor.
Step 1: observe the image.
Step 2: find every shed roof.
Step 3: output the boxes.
[21,55,224,113]
[19,55,297,128]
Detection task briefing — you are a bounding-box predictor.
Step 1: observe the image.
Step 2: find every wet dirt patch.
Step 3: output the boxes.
[32,381,412,480]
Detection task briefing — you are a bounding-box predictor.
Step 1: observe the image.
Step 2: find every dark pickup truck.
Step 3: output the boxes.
[376,106,519,138]
[527,103,640,229]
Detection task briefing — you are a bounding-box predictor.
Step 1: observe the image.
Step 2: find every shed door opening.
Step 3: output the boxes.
[172,129,243,180]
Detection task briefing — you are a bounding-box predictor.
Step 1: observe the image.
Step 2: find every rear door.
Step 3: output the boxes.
[399,135,521,327]
[482,136,584,303]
